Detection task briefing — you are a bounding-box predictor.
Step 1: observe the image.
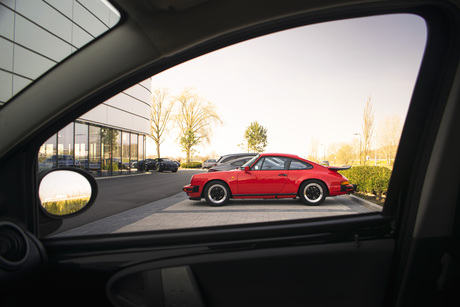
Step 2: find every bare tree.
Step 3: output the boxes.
[336,143,355,165]
[327,143,339,164]
[379,115,402,165]
[361,95,374,165]
[175,89,222,162]
[308,137,319,162]
[150,88,175,159]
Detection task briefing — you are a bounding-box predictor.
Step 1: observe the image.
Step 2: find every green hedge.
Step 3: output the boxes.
[339,166,391,196]
[181,162,202,168]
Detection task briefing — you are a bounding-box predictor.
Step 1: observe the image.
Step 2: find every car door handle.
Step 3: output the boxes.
[278,173,287,176]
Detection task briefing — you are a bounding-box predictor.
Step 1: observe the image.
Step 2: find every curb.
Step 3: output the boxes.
[345,194,383,212]
[95,171,152,180]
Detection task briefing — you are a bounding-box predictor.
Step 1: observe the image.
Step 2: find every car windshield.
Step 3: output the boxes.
[0,0,120,108]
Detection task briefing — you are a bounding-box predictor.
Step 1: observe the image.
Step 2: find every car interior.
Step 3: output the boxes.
[1,0,460,306]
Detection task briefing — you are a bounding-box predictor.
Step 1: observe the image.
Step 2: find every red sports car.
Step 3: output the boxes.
[183,153,355,206]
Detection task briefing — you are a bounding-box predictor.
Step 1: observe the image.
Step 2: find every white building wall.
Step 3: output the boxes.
[0,0,150,135]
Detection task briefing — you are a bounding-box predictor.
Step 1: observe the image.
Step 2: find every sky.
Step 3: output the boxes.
[39,170,92,201]
[147,13,427,160]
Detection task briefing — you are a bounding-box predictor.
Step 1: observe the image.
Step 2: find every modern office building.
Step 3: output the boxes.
[1,0,151,177]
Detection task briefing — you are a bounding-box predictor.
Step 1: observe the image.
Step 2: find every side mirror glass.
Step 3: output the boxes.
[38,168,98,218]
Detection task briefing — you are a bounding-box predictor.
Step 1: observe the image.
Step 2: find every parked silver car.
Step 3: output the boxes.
[202,159,217,169]
[208,156,254,172]
[214,153,257,167]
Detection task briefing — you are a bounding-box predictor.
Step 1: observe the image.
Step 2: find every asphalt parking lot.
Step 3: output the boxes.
[54,191,382,237]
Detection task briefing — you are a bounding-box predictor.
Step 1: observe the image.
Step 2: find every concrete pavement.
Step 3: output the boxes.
[54,193,381,237]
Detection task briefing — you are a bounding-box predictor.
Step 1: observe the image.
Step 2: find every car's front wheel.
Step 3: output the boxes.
[204,181,230,206]
[299,180,327,206]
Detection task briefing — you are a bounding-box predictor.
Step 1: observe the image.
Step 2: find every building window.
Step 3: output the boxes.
[138,135,145,171]
[38,122,146,177]
[75,122,89,171]
[131,133,138,172]
[58,123,74,166]
[38,134,57,172]
[122,132,130,174]
[89,125,101,177]
[113,129,122,175]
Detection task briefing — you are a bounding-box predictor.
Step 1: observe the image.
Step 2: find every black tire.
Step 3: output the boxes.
[204,181,230,206]
[299,180,327,206]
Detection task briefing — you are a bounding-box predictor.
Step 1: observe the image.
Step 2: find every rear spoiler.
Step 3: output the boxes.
[327,165,351,171]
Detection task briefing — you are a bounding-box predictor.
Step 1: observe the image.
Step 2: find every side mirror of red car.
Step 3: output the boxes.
[244,166,250,172]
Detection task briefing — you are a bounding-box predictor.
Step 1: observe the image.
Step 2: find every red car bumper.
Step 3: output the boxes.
[183,184,201,200]
[341,184,356,193]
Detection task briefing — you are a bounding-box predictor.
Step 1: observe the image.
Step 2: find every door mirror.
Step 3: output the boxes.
[38,168,98,218]
[244,166,250,172]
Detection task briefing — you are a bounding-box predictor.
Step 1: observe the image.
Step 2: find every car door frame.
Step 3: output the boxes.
[1,0,460,306]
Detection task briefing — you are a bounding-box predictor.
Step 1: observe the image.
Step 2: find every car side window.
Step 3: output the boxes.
[258,157,289,170]
[289,159,313,170]
[252,157,264,170]
[31,12,426,237]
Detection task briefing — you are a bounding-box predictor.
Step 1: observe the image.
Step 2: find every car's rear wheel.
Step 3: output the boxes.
[204,181,230,206]
[299,180,327,206]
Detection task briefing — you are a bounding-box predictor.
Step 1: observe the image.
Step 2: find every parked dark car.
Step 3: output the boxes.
[207,156,253,172]
[133,158,155,171]
[150,158,178,172]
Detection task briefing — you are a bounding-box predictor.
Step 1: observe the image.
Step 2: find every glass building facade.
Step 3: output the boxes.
[38,121,146,177]
[1,1,151,177]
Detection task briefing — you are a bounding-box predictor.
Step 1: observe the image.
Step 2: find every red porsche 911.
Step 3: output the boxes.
[183,153,355,206]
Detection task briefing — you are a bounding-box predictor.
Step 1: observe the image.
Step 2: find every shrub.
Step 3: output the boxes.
[42,197,90,215]
[339,166,392,196]
[181,162,202,168]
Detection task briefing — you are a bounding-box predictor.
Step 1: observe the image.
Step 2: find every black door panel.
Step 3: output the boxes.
[108,239,394,307]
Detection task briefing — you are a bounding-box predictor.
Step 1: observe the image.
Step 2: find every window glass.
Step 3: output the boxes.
[231,159,249,166]
[290,159,313,170]
[75,122,89,171]
[0,0,120,107]
[259,157,289,170]
[131,133,139,172]
[38,135,57,172]
[101,128,110,176]
[137,135,145,172]
[253,157,265,170]
[40,14,427,237]
[113,129,122,175]
[89,125,101,176]
[122,132,130,174]
[57,123,74,167]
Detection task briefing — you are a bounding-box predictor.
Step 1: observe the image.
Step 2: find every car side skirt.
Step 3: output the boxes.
[233,193,298,199]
